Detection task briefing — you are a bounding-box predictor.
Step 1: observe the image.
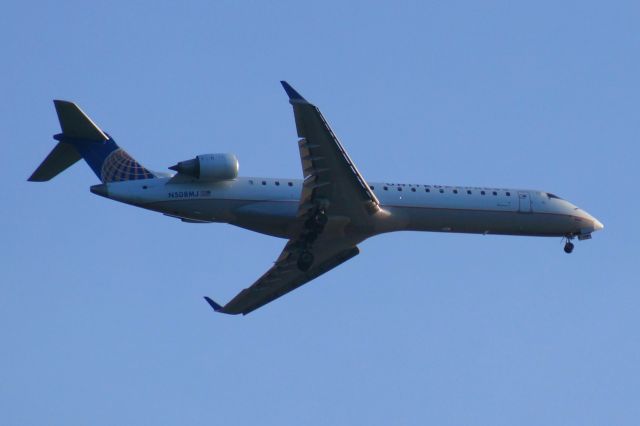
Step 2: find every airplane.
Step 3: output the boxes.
[29,81,604,315]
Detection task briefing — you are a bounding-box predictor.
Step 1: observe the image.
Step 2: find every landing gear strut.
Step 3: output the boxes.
[305,210,328,231]
[314,211,328,227]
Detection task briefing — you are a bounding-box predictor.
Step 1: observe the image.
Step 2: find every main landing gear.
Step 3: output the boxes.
[296,209,328,272]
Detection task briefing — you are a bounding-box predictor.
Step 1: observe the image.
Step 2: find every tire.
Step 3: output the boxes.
[297,251,314,271]
[564,242,574,254]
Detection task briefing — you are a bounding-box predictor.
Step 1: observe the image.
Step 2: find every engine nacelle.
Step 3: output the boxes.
[169,153,239,181]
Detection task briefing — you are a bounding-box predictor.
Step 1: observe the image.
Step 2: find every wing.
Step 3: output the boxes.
[205,82,375,315]
[205,242,359,315]
[282,81,380,222]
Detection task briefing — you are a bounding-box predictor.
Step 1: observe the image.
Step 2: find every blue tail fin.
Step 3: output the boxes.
[29,100,154,183]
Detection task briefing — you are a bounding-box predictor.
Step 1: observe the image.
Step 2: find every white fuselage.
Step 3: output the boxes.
[95,176,603,242]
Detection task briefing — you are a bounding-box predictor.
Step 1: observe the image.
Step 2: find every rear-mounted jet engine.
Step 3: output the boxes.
[169,153,239,181]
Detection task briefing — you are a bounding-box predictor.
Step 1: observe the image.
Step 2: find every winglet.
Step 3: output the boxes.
[280,81,308,104]
[203,296,224,312]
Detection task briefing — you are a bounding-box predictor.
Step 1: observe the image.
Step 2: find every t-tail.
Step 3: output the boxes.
[29,100,155,183]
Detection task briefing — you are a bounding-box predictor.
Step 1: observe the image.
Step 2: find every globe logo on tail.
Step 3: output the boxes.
[100,148,154,183]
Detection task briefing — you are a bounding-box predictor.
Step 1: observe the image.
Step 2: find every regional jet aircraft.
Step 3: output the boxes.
[29,82,603,315]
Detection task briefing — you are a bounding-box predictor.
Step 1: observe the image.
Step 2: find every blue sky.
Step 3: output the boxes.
[2,1,639,425]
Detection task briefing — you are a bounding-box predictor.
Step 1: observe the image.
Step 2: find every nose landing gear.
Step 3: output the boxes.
[562,231,594,254]
[562,235,576,254]
[564,241,574,254]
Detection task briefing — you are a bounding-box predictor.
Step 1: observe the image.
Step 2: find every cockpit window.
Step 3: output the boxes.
[546,193,562,200]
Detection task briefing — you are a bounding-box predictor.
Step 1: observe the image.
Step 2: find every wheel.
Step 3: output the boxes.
[297,251,314,271]
[564,242,574,254]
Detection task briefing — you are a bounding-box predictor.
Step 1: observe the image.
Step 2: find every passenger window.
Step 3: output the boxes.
[453,189,458,194]
[249,180,254,185]
[506,191,510,196]
[275,181,280,186]
[288,182,293,187]
[398,187,402,191]
[439,189,444,193]
[262,181,266,185]
[481,190,485,195]
[492,191,497,196]
[411,188,416,192]
[467,190,472,194]
[425,188,430,193]
[383,186,388,191]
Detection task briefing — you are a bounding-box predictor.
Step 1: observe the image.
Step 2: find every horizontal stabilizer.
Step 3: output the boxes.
[54,100,108,141]
[28,141,82,181]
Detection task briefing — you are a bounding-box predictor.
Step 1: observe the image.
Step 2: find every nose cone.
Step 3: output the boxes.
[581,209,604,233]
[90,183,109,198]
[593,218,604,231]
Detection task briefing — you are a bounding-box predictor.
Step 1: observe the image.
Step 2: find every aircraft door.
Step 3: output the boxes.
[518,191,532,213]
